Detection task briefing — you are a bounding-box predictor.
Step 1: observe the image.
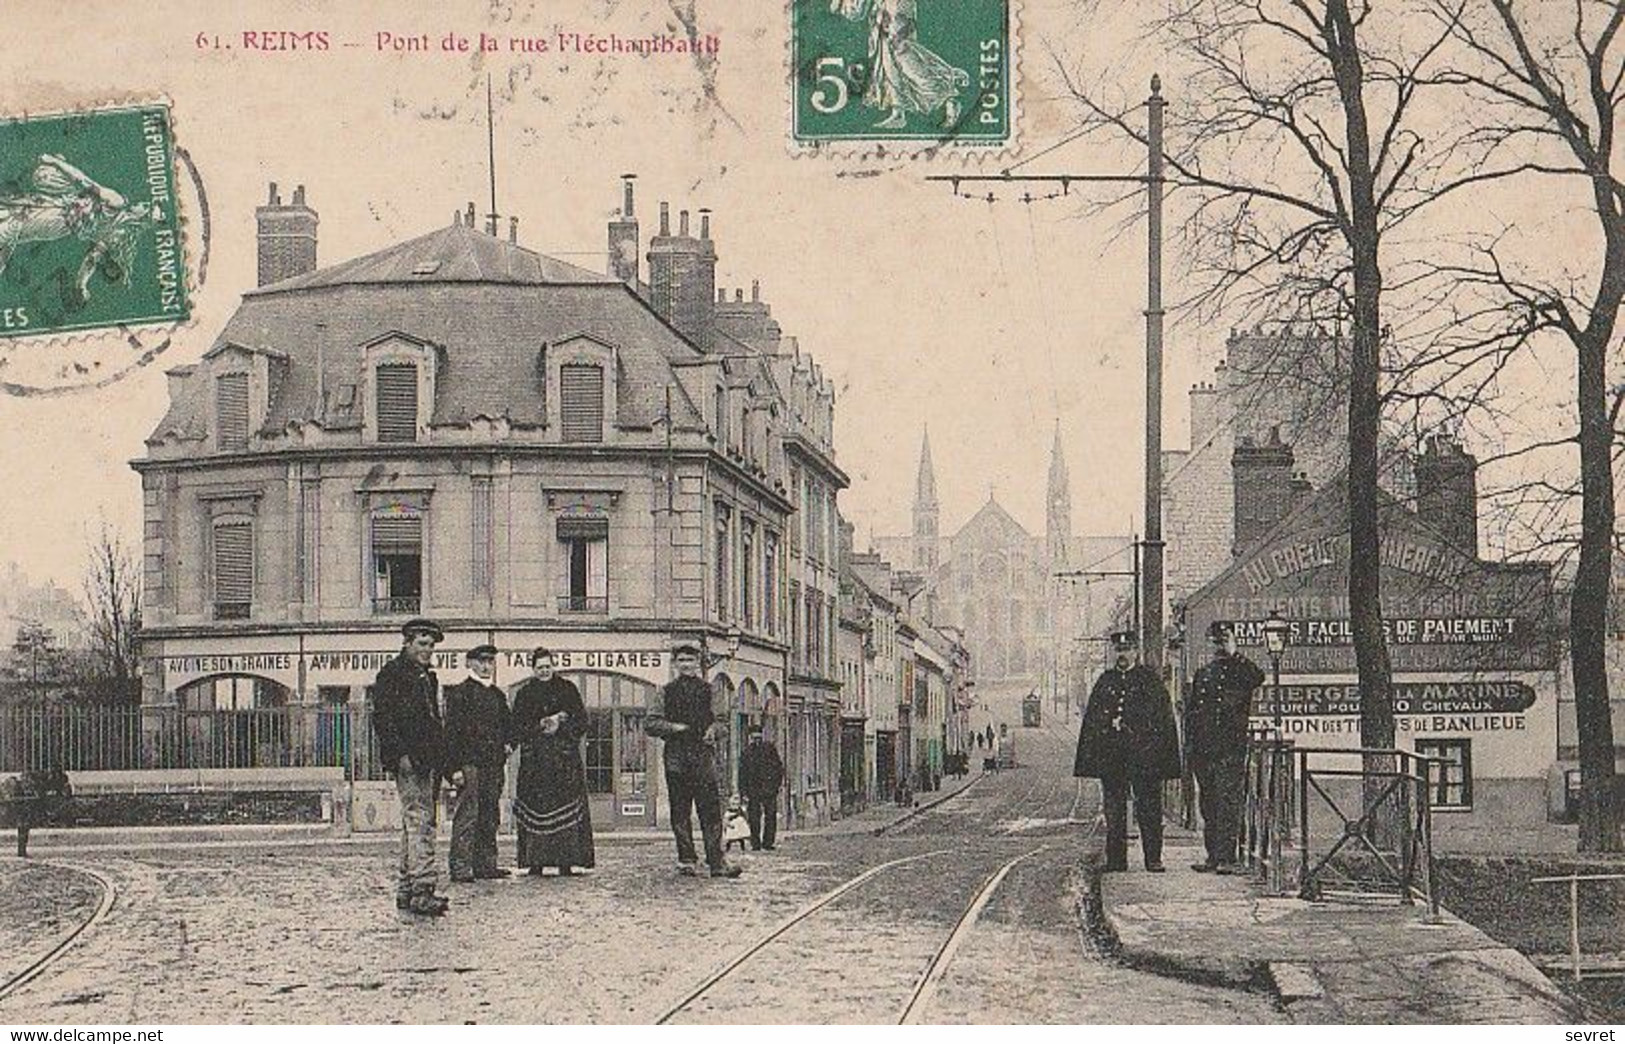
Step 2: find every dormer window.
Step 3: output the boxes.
[560,363,605,442]
[362,333,437,444]
[216,373,250,451]
[375,363,419,443]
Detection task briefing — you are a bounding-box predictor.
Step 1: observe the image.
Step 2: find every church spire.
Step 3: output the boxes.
[913,427,939,572]
[1046,420,1071,565]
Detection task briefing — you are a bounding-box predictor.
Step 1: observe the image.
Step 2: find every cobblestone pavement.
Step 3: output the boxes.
[1,726,1284,1024]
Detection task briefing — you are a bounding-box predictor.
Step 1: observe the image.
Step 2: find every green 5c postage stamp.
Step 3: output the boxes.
[791,0,1013,149]
[0,103,190,340]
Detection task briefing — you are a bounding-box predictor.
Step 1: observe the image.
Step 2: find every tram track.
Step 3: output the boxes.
[0,861,116,1005]
[652,843,1051,1025]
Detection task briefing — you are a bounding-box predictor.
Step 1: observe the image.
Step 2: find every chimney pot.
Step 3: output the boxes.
[735,288,744,302]
[509,216,519,244]
[659,201,670,236]
[268,182,280,205]
[717,288,726,303]
[751,279,760,302]
[699,208,711,240]
[466,202,476,227]
[293,184,306,206]
[622,174,636,217]
[454,210,462,227]
[679,209,690,237]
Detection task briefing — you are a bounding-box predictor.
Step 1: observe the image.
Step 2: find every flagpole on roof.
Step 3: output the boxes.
[486,74,499,236]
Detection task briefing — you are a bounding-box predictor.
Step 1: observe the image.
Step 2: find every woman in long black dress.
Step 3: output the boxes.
[510,648,595,875]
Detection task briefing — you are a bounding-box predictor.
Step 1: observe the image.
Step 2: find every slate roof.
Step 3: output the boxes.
[151,222,707,441]
[249,222,618,293]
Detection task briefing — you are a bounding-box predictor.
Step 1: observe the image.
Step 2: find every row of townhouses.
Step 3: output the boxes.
[112,177,968,831]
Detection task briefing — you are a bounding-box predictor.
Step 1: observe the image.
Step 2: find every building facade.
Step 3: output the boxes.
[134,179,843,833]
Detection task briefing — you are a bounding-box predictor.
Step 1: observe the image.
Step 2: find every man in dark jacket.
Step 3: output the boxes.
[647,644,741,879]
[443,644,512,882]
[739,727,785,851]
[1074,631,1182,873]
[1185,621,1266,874]
[371,618,450,916]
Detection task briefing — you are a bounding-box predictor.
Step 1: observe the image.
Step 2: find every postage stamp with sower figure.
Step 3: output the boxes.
[0,103,190,340]
[791,0,1013,149]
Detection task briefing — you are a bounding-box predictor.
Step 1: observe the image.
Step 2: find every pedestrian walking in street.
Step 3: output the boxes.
[371,618,451,917]
[1185,621,1265,875]
[1073,631,1182,873]
[739,727,784,851]
[443,644,513,882]
[510,648,595,877]
[647,644,742,879]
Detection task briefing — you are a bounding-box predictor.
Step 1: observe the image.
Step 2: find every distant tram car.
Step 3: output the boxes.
[1021,692,1042,728]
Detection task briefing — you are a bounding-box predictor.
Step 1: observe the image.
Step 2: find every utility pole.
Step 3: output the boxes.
[928,75,1170,673]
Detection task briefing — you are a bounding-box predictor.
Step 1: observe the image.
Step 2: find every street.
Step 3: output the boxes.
[1,726,1283,1024]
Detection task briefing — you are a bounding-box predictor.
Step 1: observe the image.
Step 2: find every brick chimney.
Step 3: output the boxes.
[715,279,782,347]
[1189,380,1220,443]
[1416,434,1479,556]
[647,202,717,350]
[255,182,318,287]
[1232,426,1296,555]
[607,174,639,285]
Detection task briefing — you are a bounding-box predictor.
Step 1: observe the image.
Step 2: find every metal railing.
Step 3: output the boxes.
[372,595,422,614]
[1242,727,1294,894]
[1244,738,1441,916]
[1293,746,1440,917]
[0,704,391,781]
[1531,873,1625,981]
[558,595,609,614]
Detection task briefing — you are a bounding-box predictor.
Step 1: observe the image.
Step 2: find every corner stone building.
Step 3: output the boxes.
[134,181,841,830]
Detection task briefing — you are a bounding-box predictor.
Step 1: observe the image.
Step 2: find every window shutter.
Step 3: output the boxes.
[372,513,423,554]
[216,373,250,451]
[560,364,604,442]
[214,522,254,609]
[375,363,419,443]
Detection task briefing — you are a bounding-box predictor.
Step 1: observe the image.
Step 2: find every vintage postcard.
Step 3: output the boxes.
[0,0,1617,1032]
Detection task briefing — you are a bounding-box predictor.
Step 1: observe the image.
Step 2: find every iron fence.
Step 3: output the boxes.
[0,704,391,781]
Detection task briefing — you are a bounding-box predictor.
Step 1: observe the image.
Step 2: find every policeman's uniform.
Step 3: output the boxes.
[1184,622,1266,871]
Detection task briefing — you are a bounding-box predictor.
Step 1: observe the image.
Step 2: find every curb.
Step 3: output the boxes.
[870,771,985,836]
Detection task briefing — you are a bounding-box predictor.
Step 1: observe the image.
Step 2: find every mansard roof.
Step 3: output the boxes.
[248,221,617,293]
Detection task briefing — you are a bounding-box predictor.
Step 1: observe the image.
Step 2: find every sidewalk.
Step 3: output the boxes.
[1095,830,1579,1023]
[17,773,985,854]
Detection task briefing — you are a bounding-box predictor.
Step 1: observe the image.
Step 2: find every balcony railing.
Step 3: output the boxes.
[213,602,251,621]
[558,594,608,614]
[372,595,421,615]
[0,704,393,781]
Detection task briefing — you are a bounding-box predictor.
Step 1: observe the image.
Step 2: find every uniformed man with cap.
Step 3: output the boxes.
[1184,620,1266,873]
[646,643,742,878]
[371,618,451,916]
[443,643,512,882]
[1073,631,1182,872]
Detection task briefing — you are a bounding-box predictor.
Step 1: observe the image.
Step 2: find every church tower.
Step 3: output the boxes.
[1046,420,1072,567]
[913,428,939,572]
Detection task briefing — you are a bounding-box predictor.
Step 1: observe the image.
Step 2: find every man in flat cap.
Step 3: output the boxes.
[646,643,742,878]
[1073,631,1181,872]
[1185,621,1266,873]
[443,644,512,882]
[371,618,451,916]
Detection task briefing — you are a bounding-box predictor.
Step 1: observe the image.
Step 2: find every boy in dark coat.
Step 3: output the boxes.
[739,728,785,851]
[443,644,512,881]
[371,618,450,916]
[1074,631,1181,873]
[1184,621,1265,873]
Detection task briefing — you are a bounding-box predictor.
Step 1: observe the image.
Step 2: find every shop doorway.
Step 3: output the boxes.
[564,672,658,830]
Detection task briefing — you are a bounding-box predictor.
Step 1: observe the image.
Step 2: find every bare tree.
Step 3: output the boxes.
[1423,0,1625,851]
[1059,1,1521,803]
[81,522,141,704]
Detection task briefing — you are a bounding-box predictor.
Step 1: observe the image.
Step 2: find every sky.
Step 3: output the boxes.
[2,0,1584,591]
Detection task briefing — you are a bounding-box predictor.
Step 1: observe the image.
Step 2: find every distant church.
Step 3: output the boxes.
[873,426,1131,713]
